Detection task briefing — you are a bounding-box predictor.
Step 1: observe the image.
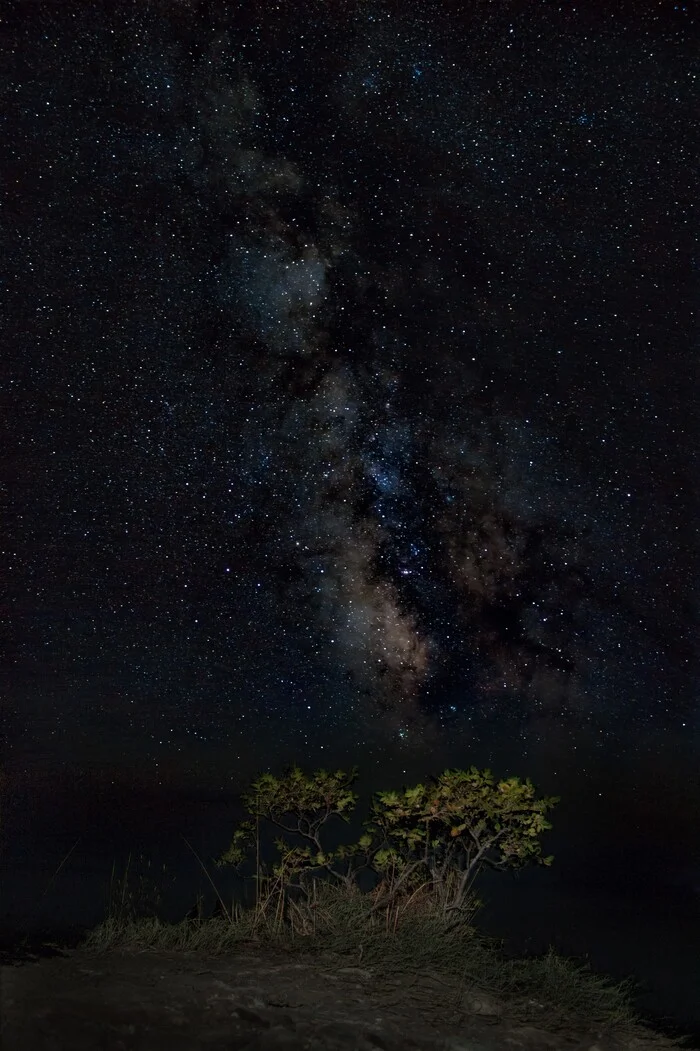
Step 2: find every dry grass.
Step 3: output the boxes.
[76,853,644,1035]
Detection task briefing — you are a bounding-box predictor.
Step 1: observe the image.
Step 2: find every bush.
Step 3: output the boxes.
[216,763,559,931]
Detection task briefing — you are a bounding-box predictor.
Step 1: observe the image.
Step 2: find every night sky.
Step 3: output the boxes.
[2,0,699,1033]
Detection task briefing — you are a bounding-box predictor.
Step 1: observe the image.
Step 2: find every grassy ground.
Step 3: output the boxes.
[72,850,645,1036]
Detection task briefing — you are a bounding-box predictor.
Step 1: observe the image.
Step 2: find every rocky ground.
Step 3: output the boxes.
[0,944,693,1051]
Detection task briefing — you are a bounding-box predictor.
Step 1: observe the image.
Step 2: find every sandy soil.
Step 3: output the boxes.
[0,944,690,1051]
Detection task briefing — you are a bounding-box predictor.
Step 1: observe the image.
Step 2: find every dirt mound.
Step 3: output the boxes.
[0,945,688,1051]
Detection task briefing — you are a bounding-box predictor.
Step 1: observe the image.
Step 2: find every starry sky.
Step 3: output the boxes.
[1,0,699,1019]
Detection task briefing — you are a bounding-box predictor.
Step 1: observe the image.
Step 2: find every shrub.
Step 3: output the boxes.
[216,763,558,928]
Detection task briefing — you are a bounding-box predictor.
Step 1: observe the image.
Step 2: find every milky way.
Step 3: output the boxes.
[3,0,696,777]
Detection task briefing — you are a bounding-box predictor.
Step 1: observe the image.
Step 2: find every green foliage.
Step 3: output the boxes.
[368,766,557,871]
[216,761,558,923]
[216,819,257,869]
[216,764,361,891]
[239,764,360,822]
